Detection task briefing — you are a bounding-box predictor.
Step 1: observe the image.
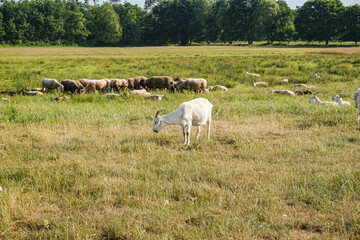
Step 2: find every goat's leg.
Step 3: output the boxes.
[207,115,211,140]
[195,126,201,140]
[186,124,191,145]
[358,108,360,124]
[182,126,187,144]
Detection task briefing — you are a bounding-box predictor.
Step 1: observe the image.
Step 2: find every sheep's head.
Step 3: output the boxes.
[59,84,64,92]
[309,92,319,104]
[153,109,166,133]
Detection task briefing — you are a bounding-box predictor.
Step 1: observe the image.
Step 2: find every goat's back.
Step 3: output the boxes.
[179,98,212,125]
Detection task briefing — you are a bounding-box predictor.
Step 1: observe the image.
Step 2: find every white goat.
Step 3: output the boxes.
[245,72,261,77]
[313,72,321,78]
[353,86,360,124]
[332,94,351,106]
[309,92,338,106]
[153,98,213,145]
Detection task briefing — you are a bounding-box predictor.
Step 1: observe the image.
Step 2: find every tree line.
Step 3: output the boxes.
[0,0,359,46]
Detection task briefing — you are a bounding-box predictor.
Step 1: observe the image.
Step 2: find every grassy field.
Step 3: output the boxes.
[1,46,360,239]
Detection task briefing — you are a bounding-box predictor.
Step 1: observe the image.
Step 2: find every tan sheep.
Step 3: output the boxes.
[176,78,207,93]
[268,90,295,96]
[252,82,268,87]
[145,76,175,91]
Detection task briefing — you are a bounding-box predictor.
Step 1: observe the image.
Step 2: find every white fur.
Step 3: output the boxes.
[268,90,295,96]
[332,95,351,106]
[153,98,213,145]
[41,78,64,91]
[353,86,360,124]
[309,94,338,106]
[252,82,267,87]
[246,72,261,77]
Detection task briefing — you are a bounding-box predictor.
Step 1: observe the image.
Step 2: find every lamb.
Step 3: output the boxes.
[245,72,261,77]
[85,79,109,93]
[309,92,338,106]
[61,80,85,93]
[146,94,164,100]
[176,78,207,93]
[332,94,351,106]
[23,90,43,96]
[268,90,295,96]
[41,78,64,91]
[353,86,360,124]
[145,76,174,91]
[252,82,267,87]
[153,98,213,145]
[208,85,228,91]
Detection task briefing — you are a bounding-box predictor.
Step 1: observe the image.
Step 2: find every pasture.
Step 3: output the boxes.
[1,46,360,239]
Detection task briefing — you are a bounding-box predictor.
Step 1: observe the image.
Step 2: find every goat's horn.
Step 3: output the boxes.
[314,92,319,95]
[340,93,345,97]
[155,109,166,118]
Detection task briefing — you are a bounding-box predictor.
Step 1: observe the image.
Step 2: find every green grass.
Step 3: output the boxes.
[1,46,360,239]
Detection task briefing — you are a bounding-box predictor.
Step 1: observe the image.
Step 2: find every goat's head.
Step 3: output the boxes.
[332,94,341,101]
[309,92,319,104]
[153,109,166,133]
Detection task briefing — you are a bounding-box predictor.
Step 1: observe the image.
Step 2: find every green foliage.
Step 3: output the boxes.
[294,0,344,45]
[340,5,360,45]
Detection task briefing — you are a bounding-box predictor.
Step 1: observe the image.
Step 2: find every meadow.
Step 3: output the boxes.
[1,46,360,239]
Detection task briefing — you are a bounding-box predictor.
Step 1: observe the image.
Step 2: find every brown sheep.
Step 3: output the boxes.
[127,76,147,89]
[85,80,108,93]
[79,79,91,88]
[145,76,175,91]
[109,79,128,91]
[61,80,85,93]
[176,78,207,93]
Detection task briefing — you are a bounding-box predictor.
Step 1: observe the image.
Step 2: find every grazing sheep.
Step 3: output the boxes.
[109,79,128,91]
[130,89,151,96]
[41,78,64,91]
[146,94,164,100]
[332,94,351,106]
[208,85,228,91]
[145,76,174,91]
[309,92,338,106]
[313,72,321,78]
[176,78,207,93]
[252,82,268,87]
[292,84,308,88]
[85,80,108,93]
[353,86,360,124]
[153,98,213,145]
[61,80,85,93]
[79,79,91,88]
[279,79,289,83]
[268,90,295,96]
[128,76,148,89]
[245,72,261,77]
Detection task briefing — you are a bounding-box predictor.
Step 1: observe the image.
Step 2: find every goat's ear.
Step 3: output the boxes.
[155,109,166,118]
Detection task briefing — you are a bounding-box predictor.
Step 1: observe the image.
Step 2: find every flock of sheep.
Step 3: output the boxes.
[1,72,360,145]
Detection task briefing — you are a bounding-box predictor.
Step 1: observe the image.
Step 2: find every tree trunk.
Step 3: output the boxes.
[326,40,329,45]
[229,41,232,45]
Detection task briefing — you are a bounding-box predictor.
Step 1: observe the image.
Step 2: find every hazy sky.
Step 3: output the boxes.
[121,0,359,9]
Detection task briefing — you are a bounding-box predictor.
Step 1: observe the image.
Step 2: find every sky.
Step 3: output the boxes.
[119,0,359,9]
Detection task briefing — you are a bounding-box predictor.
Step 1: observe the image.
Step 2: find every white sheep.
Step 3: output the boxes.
[252,82,267,87]
[146,94,164,100]
[41,78,64,91]
[131,89,151,96]
[353,86,360,124]
[280,79,288,83]
[309,92,338,106]
[208,85,228,91]
[245,72,261,77]
[268,90,295,96]
[332,94,351,106]
[153,98,213,145]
